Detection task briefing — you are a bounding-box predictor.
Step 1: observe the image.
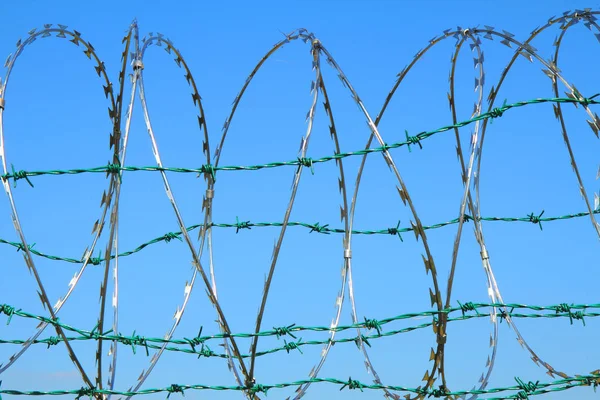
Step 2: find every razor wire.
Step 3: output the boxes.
[0,8,599,400]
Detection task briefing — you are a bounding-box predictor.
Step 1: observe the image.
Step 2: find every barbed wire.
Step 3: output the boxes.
[0,302,596,360]
[1,10,599,400]
[0,371,598,398]
[1,96,598,188]
[0,208,597,266]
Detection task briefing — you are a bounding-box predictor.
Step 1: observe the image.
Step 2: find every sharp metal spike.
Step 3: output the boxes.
[396,186,407,205]
[518,50,533,63]
[429,288,437,307]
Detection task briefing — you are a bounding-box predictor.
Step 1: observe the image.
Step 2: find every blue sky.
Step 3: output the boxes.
[0,0,599,399]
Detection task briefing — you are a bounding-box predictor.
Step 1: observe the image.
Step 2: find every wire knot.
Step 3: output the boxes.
[387,220,404,241]
[340,377,364,392]
[248,383,268,396]
[166,384,185,398]
[309,222,330,234]
[405,130,423,152]
[462,214,472,223]
[514,377,539,399]
[556,303,586,326]
[200,164,216,182]
[46,336,61,348]
[582,375,600,390]
[283,338,303,354]
[527,210,545,230]
[428,385,450,398]
[0,304,16,325]
[489,108,504,118]
[499,309,509,323]
[235,216,251,234]
[15,242,35,253]
[354,334,371,349]
[580,93,599,107]
[122,331,149,356]
[88,252,103,266]
[105,163,121,174]
[198,344,214,358]
[297,157,315,174]
[273,324,297,339]
[163,232,182,243]
[457,301,479,316]
[5,164,34,188]
[75,386,96,400]
[363,317,382,336]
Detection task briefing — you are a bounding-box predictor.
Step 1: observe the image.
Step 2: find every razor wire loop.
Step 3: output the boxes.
[0,14,599,400]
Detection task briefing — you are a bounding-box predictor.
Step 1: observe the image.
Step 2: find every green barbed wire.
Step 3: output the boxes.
[0,302,596,360]
[1,309,597,360]
[1,96,598,188]
[1,209,597,266]
[0,371,598,398]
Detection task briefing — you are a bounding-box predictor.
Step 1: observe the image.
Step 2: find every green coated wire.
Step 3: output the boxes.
[1,309,597,360]
[0,96,599,398]
[0,209,597,266]
[1,96,598,187]
[0,302,595,360]
[0,371,597,398]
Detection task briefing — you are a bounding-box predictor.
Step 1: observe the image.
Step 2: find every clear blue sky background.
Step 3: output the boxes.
[0,0,599,399]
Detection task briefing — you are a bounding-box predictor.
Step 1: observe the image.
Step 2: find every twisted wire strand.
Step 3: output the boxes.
[1,301,595,356]
[0,11,598,400]
[0,209,596,267]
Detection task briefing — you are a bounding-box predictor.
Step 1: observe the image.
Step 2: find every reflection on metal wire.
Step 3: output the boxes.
[0,9,599,400]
